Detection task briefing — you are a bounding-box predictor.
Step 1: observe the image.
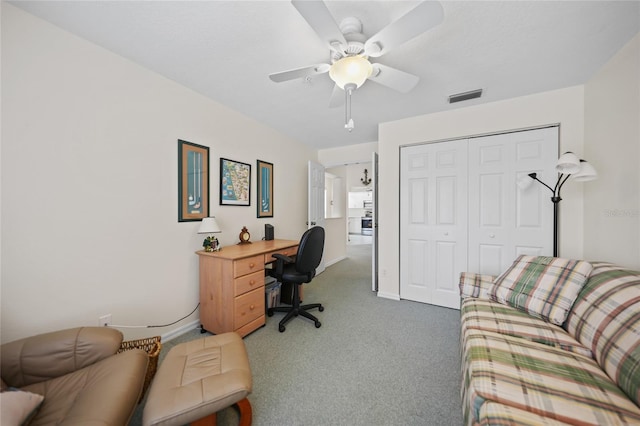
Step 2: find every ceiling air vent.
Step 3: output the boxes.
[448,89,483,104]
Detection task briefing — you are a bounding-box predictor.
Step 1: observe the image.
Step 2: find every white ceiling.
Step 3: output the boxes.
[10,1,640,150]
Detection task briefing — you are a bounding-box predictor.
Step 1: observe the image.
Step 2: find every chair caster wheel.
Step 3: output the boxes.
[279,325,286,333]
[315,321,321,328]
[319,306,324,312]
[267,309,274,317]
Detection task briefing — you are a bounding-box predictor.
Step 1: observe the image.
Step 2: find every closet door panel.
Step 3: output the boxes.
[468,127,557,276]
[511,129,558,256]
[469,141,510,276]
[432,240,460,308]
[401,150,432,303]
[401,141,467,308]
[478,244,503,276]
[407,239,429,297]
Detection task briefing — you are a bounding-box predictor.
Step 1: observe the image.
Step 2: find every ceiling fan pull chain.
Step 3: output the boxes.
[344,83,356,132]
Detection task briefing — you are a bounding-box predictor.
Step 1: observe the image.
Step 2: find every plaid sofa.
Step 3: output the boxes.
[459,261,640,425]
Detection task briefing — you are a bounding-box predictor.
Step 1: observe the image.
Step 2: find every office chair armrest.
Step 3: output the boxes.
[271,253,294,277]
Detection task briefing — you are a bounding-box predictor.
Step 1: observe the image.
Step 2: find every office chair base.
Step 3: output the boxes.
[268,304,324,332]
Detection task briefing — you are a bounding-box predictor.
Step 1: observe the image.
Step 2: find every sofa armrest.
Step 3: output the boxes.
[1,327,123,388]
[459,272,497,300]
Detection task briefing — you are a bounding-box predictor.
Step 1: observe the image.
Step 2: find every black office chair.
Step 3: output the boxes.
[267,226,325,332]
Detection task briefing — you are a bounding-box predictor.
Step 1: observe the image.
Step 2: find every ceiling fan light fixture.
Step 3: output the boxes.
[329,55,373,89]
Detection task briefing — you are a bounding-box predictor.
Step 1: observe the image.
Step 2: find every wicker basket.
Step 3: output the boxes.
[118,336,162,402]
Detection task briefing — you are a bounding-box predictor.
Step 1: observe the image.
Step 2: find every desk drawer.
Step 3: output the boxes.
[235,270,264,296]
[265,246,298,264]
[234,288,264,329]
[234,255,264,278]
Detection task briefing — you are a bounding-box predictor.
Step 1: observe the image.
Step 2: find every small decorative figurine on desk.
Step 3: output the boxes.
[202,235,220,252]
[238,226,252,244]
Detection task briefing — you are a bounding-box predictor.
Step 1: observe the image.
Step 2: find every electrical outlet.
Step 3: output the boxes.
[98,314,112,327]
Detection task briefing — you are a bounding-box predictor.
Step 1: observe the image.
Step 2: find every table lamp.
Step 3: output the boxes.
[198,217,222,252]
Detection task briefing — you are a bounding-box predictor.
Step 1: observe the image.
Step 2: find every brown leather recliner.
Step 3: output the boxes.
[1,327,149,425]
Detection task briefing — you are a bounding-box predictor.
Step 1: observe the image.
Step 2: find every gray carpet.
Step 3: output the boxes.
[130,244,462,425]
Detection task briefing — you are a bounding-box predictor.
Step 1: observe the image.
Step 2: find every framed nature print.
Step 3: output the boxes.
[220,158,251,206]
[257,160,273,218]
[178,140,209,222]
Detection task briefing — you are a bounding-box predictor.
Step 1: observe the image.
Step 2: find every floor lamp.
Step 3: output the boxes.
[517,152,598,257]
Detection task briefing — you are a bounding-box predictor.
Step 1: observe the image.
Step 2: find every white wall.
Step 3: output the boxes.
[318,141,378,167]
[584,33,640,270]
[377,87,586,300]
[1,4,315,343]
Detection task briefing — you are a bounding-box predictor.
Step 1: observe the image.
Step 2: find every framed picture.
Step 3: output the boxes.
[178,140,209,222]
[257,160,274,218]
[220,158,251,206]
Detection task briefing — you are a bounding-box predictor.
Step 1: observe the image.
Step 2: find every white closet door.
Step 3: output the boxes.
[400,126,558,309]
[400,140,468,309]
[467,127,558,276]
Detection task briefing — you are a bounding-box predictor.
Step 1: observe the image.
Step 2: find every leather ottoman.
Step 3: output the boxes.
[142,332,252,426]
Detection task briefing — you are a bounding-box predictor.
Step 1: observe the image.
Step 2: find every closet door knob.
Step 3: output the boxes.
[489,233,495,239]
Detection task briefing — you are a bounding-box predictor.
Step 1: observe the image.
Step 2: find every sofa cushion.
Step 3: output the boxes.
[462,328,640,425]
[0,390,44,426]
[461,298,593,358]
[565,261,640,407]
[459,272,496,300]
[489,255,592,326]
[21,349,148,426]
[478,402,572,426]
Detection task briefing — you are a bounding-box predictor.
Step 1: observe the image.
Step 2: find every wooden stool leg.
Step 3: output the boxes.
[236,398,253,426]
[190,398,252,426]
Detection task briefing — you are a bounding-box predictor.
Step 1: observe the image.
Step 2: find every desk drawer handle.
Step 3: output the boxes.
[249,304,255,310]
[249,263,255,268]
[249,280,255,286]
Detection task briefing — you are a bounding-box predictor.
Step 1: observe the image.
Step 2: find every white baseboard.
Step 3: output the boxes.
[161,319,200,342]
[377,291,401,301]
[325,256,347,268]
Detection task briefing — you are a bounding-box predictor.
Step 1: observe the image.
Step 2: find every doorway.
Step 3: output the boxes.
[326,158,378,291]
[345,164,373,246]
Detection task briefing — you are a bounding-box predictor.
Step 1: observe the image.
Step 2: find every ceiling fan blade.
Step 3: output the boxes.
[292,0,347,53]
[368,63,420,93]
[364,1,444,58]
[269,64,330,83]
[328,84,344,108]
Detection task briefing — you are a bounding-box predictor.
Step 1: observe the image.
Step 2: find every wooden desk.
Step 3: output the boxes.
[197,239,298,337]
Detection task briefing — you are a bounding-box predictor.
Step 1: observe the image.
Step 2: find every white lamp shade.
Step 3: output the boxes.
[516,174,534,190]
[556,152,581,174]
[329,55,373,89]
[198,217,221,234]
[572,160,598,182]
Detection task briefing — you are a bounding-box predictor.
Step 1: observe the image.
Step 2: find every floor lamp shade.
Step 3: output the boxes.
[518,153,598,257]
[556,152,581,174]
[572,160,598,182]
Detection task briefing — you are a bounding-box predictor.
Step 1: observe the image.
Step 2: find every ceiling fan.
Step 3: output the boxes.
[269,0,444,131]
